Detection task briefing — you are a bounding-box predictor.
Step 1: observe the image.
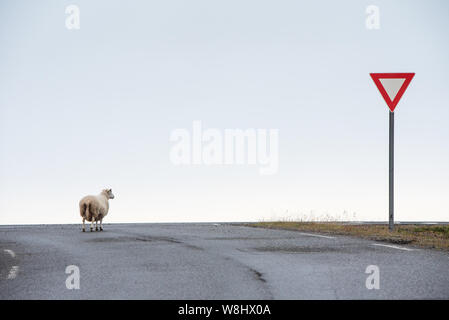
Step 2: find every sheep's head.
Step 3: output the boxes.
[103,188,115,199]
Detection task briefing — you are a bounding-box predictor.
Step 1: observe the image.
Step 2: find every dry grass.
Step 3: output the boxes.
[245,221,449,251]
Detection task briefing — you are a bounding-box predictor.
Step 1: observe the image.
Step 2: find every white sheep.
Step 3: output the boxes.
[79,189,115,232]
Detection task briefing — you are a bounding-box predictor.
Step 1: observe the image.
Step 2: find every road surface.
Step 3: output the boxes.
[1,223,448,299]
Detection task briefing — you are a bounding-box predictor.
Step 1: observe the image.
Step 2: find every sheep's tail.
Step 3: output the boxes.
[85,203,92,221]
[80,202,92,221]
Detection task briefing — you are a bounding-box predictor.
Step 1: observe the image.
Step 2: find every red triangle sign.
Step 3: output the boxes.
[370,73,415,112]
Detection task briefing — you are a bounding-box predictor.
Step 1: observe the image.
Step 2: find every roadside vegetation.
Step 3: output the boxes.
[245,221,449,251]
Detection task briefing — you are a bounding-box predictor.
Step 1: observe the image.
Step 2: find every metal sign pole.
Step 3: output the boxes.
[389,111,394,231]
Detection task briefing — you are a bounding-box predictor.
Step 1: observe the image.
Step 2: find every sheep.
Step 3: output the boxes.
[79,189,115,232]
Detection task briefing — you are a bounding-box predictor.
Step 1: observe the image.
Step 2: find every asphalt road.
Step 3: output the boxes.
[1,223,448,299]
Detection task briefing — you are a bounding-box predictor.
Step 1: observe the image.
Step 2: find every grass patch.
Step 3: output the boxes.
[244,222,449,251]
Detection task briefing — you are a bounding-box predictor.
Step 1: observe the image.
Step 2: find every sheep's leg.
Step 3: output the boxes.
[90,220,94,232]
[82,218,85,232]
[95,220,98,231]
[100,219,103,231]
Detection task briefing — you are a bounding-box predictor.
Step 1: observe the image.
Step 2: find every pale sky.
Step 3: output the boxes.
[1,0,448,224]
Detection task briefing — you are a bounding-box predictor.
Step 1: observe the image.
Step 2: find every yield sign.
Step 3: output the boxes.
[370,73,415,112]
